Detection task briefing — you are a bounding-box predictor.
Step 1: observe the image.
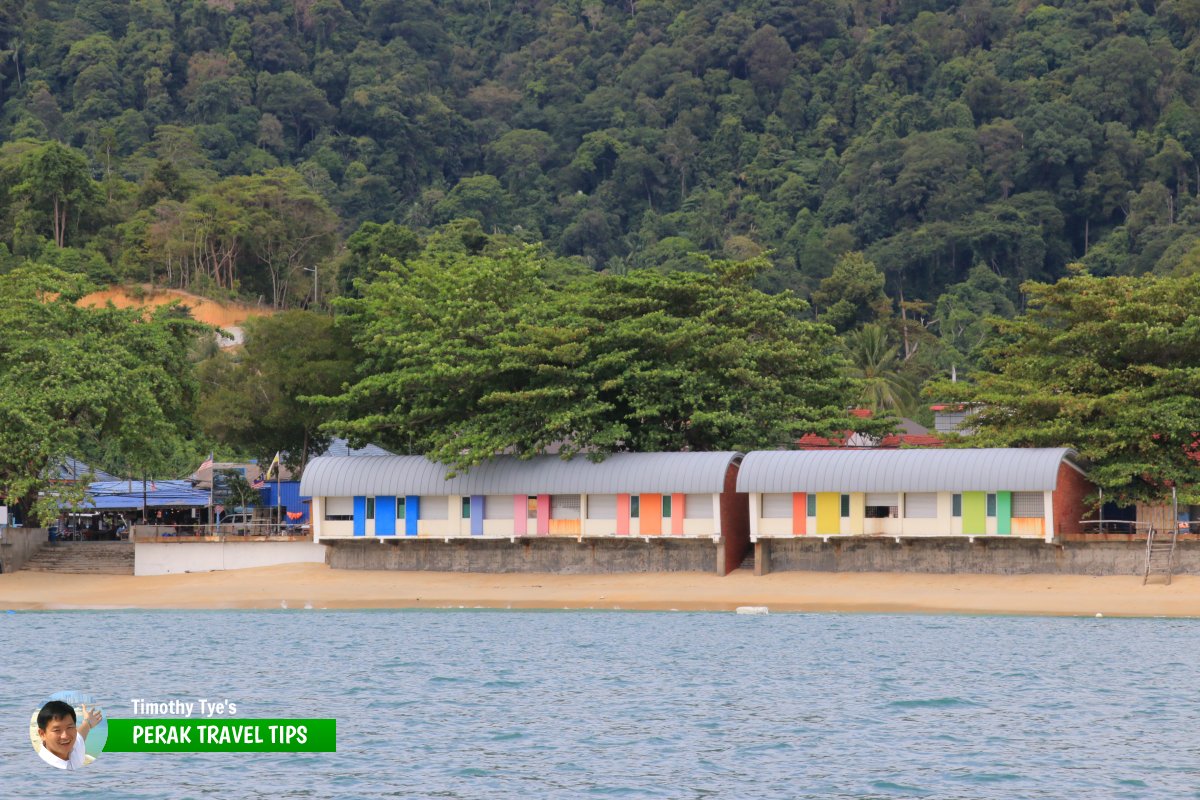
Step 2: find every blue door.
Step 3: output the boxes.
[376,496,397,536]
[405,496,420,536]
[353,496,366,537]
[470,495,484,536]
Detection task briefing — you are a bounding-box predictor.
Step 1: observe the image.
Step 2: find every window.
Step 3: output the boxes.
[761,494,792,519]
[662,495,672,518]
[462,497,471,519]
[324,497,353,521]
[365,497,375,520]
[551,495,580,519]
[987,494,997,517]
[483,495,512,519]
[684,494,712,519]
[806,493,816,517]
[865,492,898,519]
[1013,492,1044,517]
[588,495,617,519]
[397,500,405,519]
[904,493,937,519]
[630,496,640,518]
[527,496,538,518]
[952,494,962,517]
[840,494,850,518]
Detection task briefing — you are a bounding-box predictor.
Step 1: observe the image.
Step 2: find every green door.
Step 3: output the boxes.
[996,491,1012,535]
[962,491,986,535]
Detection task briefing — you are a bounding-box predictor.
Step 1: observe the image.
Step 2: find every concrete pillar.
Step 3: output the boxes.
[1044,490,1055,544]
[715,537,725,576]
[748,493,760,539]
[755,539,769,576]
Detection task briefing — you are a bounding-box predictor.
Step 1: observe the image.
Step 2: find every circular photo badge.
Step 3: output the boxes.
[30,691,107,770]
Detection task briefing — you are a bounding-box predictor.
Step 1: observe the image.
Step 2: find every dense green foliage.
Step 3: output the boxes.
[7,0,1200,306]
[6,1,1200,499]
[323,245,886,467]
[932,273,1200,504]
[196,310,357,468]
[0,266,202,521]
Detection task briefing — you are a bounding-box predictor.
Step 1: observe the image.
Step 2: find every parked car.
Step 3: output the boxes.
[220,513,256,535]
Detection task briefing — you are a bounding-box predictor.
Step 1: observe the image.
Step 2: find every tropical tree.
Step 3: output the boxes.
[321,247,889,468]
[214,468,258,513]
[932,264,1017,376]
[812,252,890,333]
[11,140,102,248]
[842,324,914,413]
[197,310,357,472]
[931,272,1200,505]
[0,265,204,523]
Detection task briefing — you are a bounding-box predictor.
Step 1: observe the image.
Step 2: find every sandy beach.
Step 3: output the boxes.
[1,564,1199,616]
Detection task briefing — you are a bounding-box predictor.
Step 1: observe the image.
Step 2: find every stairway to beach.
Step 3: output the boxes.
[21,542,135,575]
[1144,528,1178,585]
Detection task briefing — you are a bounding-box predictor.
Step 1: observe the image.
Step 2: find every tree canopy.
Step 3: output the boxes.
[197,310,357,470]
[0,265,203,521]
[931,272,1200,505]
[323,246,888,469]
[3,0,1200,311]
[7,2,1200,496]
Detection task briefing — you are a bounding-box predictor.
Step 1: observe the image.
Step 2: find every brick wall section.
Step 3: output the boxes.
[763,537,1200,576]
[720,462,750,575]
[1052,461,1093,536]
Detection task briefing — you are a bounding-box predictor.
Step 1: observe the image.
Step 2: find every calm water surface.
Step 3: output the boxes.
[1,610,1198,798]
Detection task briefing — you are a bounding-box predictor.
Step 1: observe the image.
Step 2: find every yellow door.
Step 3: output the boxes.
[816,492,840,535]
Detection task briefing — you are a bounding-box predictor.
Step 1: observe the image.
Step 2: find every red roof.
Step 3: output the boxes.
[797,409,944,449]
[880,434,945,448]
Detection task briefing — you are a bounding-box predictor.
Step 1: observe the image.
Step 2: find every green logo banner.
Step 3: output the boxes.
[104,719,336,752]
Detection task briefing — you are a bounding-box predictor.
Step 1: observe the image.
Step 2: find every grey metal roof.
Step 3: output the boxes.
[735,448,1079,493]
[300,452,742,497]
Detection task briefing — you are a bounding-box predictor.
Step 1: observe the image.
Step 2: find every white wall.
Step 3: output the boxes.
[747,490,1046,539]
[314,491,725,540]
[135,541,327,576]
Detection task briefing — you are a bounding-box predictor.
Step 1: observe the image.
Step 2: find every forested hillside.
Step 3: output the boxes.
[5,0,1198,303]
[5,0,1200,505]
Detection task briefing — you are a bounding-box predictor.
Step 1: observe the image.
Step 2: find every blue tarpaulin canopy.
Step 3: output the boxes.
[52,457,116,482]
[80,480,211,510]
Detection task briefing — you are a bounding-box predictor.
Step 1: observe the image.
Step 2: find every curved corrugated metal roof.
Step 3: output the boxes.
[735,448,1079,493]
[300,453,741,497]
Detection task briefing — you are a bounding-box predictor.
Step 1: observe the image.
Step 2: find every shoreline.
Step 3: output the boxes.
[2,564,1200,616]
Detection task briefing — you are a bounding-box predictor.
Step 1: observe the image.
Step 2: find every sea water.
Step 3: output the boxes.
[1,610,1198,798]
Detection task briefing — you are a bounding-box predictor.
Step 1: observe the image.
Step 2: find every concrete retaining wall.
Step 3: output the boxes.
[328,537,720,574]
[757,537,1197,576]
[135,541,328,576]
[0,528,48,573]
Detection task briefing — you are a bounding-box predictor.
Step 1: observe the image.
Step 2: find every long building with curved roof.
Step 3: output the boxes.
[300,452,750,573]
[299,448,1095,576]
[735,448,1089,541]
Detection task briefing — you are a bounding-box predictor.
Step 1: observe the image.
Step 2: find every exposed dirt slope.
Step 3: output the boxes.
[79,286,272,328]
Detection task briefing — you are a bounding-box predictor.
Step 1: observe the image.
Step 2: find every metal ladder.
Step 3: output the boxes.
[1143,527,1179,585]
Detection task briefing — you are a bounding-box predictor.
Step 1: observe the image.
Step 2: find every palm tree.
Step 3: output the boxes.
[841,324,915,413]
